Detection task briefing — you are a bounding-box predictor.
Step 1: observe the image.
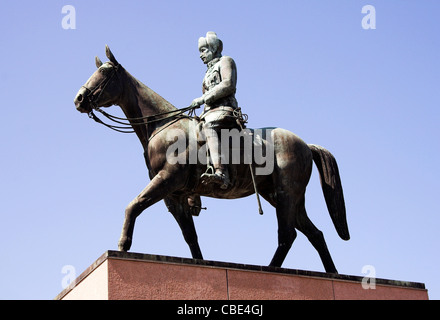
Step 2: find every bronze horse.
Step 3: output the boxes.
[74,46,349,273]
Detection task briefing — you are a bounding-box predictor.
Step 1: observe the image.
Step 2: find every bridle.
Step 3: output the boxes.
[82,63,120,112]
[82,62,199,134]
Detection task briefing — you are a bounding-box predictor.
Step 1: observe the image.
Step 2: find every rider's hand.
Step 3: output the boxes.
[190,97,204,108]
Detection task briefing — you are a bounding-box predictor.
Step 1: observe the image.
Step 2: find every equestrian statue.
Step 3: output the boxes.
[74,32,349,273]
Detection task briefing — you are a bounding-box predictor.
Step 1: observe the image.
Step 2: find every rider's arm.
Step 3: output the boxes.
[203,56,237,105]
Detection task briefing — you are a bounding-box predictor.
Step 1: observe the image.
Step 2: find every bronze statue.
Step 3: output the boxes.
[74,43,349,273]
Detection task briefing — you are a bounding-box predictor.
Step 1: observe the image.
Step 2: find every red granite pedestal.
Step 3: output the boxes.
[55,251,428,300]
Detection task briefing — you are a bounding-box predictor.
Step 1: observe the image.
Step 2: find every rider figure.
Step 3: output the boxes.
[191,31,239,190]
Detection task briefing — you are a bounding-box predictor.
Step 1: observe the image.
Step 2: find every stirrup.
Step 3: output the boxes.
[201,172,230,190]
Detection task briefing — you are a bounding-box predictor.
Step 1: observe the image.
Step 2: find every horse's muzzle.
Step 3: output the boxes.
[74,88,91,113]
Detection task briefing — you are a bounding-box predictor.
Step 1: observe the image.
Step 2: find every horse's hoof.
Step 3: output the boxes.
[118,237,131,252]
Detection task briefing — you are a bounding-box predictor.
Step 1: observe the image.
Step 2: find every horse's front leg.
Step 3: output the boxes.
[118,171,178,251]
[164,196,203,260]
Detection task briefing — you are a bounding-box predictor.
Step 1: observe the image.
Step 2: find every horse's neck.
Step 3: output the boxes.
[120,68,176,117]
[118,68,177,149]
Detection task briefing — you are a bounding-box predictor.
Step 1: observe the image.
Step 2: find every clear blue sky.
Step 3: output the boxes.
[0,0,439,299]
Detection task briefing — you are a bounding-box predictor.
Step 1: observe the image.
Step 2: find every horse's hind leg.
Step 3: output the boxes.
[269,192,298,267]
[296,205,338,273]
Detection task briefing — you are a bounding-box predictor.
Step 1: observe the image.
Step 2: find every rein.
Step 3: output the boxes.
[88,105,199,134]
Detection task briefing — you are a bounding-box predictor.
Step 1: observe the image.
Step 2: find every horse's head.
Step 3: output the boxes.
[74,45,123,113]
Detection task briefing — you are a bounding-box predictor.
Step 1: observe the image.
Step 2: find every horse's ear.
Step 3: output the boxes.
[95,56,103,68]
[105,45,119,66]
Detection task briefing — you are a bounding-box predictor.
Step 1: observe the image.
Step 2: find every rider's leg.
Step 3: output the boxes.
[201,126,230,189]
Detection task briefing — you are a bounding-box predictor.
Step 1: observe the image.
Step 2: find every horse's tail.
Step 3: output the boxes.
[308,144,350,241]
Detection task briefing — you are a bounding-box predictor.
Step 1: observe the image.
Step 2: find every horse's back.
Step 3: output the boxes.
[270,127,313,186]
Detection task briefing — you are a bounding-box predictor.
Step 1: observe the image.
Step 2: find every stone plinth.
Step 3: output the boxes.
[55,251,428,300]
